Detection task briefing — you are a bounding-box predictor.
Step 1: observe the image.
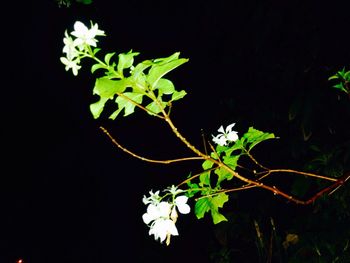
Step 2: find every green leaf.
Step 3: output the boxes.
[243,127,275,151]
[89,97,109,119]
[195,198,211,219]
[186,176,200,198]
[155,78,175,95]
[333,83,348,93]
[202,159,214,170]
[199,171,211,187]
[171,90,187,101]
[109,92,143,119]
[93,78,130,98]
[225,138,245,156]
[194,193,229,224]
[328,75,339,80]
[145,100,167,115]
[76,0,93,4]
[104,52,116,65]
[214,166,233,185]
[91,63,105,74]
[211,208,228,224]
[147,52,188,89]
[117,50,140,75]
[223,155,239,170]
[89,78,132,119]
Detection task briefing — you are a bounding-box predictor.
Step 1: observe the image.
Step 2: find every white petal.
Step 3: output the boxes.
[165,219,179,236]
[227,131,238,142]
[225,123,236,133]
[158,202,171,217]
[72,21,89,37]
[175,196,190,214]
[142,213,153,224]
[212,134,227,146]
[218,125,225,134]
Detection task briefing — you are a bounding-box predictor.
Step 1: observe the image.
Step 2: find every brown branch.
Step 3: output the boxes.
[254,169,338,182]
[99,126,204,164]
[195,168,350,205]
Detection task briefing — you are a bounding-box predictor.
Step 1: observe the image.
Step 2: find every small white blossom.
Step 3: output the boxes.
[165,185,185,195]
[142,201,171,225]
[142,186,191,245]
[71,21,105,50]
[142,190,161,205]
[149,217,178,243]
[212,123,239,146]
[60,56,81,76]
[62,31,78,60]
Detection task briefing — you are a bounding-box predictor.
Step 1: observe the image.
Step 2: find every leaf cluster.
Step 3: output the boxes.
[90,51,188,119]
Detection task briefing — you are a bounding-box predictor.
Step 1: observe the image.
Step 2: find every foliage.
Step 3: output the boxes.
[328,67,350,95]
[56,0,92,8]
[59,20,350,259]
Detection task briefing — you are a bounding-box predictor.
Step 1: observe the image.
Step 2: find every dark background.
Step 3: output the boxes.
[2,0,350,262]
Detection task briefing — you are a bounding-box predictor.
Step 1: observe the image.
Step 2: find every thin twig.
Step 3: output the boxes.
[99,126,204,164]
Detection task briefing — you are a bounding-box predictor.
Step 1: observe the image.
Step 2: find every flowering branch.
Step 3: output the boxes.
[59,20,349,245]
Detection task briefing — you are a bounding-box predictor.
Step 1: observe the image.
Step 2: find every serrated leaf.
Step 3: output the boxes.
[195,198,211,219]
[194,193,229,224]
[211,208,228,224]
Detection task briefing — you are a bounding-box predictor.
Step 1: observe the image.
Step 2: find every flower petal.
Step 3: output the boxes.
[175,196,191,214]
[226,123,236,133]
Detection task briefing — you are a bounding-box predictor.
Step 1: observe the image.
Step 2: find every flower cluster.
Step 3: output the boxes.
[60,21,105,76]
[212,123,239,146]
[142,185,190,245]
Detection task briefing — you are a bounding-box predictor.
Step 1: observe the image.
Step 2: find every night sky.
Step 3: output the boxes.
[2,0,350,262]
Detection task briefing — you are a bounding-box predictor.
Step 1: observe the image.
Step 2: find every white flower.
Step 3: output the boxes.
[62,31,78,60]
[142,201,179,244]
[71,21,105,50]
[60,56,81,76]
[165,185,185,195]
[142,186,191,245]
[212,123,239,146]
[149,217,178,243]
[142,201,171,225]
[142,190,160,205]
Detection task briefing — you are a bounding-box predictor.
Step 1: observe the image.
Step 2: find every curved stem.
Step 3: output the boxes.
[100,126,204,164]
[256,169,337,182]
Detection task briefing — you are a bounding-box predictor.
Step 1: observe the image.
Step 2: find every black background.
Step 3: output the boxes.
[2,0,350,262]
